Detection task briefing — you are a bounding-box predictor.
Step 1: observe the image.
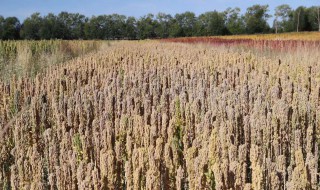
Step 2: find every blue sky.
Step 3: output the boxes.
[0,0,319,22]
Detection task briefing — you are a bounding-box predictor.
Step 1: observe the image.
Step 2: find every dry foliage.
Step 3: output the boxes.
[0,41,320,189]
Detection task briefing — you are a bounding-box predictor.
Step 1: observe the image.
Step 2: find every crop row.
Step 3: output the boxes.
[162,37,320,52]
[0,42,319,189]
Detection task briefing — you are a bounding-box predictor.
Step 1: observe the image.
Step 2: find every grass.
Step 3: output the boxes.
[0,40,104,80]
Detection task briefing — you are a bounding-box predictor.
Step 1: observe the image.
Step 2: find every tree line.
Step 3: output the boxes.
[0,4,319,40]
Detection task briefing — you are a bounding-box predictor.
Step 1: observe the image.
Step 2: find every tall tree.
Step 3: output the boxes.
[70,13,87,39]
[57,12,87,39]
[307,6,320,31]
[84,15,109,39]
[2,17,20,40]
[137,14,157,39]
[125,16,137,39]
[175,12,196,37]
[40,13,65,39]
[224,7,245,35]
[20,13,42,40]
[294,6,310,32]
[244,5,271,34]
[274,4,292,33]
[168,18,183,37]
[155,13,172,38]
[197,11,227,36]
[57,12,72,39]
[110,14,127,39]
[0,16,4,39]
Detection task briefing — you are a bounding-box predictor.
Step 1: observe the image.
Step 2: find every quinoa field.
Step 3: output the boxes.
[1,33,320,189]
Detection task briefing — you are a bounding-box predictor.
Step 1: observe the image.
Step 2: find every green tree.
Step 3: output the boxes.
[274,5,292,32]
[273,4,292,33]
[244,5,271,34]
[225,8,245,35]
[2,17,20,40]
[57,12,72,39]
[70,13,87,39]
[168,18,183,37]
[110,14,127,39]
[84,15,108,39]
[57,12,87,39]
[125,16,137,39]
[155,13,172,38]
[197,11,227,36]
[20,13,42,39]
[0,16,4,39]
[281,10,295,32]
[137,14,157,39]
[4,5,320,40]
[175,12,196,37]
[293,6,310,32]
[307,6,320,31]
[40,13,64,39]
